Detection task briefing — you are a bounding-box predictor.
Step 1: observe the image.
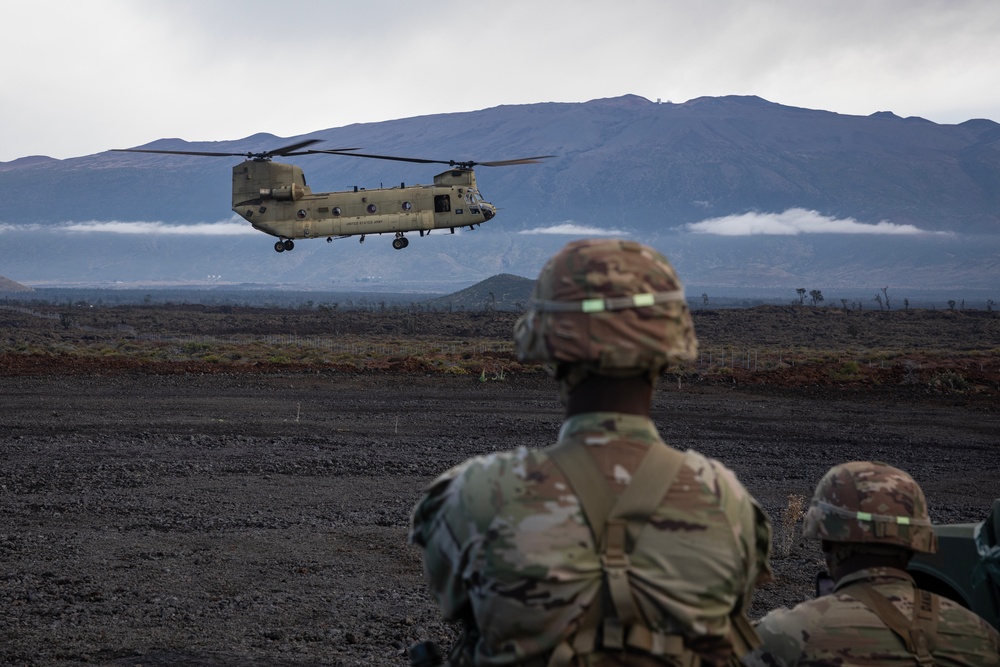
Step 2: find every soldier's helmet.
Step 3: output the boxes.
[802,461,937,554]
[513,239,697,379]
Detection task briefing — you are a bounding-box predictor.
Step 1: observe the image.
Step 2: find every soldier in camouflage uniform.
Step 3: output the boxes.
[410,239,773,666]
[743,461,1000,666]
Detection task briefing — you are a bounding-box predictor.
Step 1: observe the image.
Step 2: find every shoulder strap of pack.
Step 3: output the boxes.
[845,582,938,667]
[547,438,687,658]
[546,439,616,547]
[546,437,685,554]
[547,439,761,667]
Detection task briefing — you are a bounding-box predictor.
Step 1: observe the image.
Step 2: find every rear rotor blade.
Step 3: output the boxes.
[307,150,452,165]
[477,155,556,167]
[265,139,325,156]
[307,150,555,169]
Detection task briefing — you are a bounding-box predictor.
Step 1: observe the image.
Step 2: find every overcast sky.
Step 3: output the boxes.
[2,0,998,164]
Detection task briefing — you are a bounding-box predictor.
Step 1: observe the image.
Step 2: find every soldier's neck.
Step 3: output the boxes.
[564,376,654,418]
[827,552,912,582]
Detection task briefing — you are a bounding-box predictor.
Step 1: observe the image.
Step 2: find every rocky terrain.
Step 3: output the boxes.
[1,304,998,666]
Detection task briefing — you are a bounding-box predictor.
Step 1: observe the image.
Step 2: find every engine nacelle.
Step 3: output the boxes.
[260,184,305,201]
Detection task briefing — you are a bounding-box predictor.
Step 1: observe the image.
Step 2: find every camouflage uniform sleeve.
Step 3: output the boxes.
[633,451,773,639]
[937,596,1000,665]
[711,458,774,606]
[408,459,478,621]
[408,451,526,621]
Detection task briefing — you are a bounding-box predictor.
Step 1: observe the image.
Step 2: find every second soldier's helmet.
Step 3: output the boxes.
[802,461,937,554]
[513,239,697,378]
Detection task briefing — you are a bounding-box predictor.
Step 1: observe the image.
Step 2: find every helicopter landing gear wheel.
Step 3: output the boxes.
[392,233,409,250]
[283,239,294,251]
[274,240,285,253]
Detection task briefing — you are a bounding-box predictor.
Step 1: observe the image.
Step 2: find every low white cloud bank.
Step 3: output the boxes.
[684,208,946,236]
[518,222,626,236]
[65,220,257,235]
[0,220,257,236]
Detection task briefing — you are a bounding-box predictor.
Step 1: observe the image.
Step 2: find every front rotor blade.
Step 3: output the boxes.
[113,139,336,159]
[112,148,250,157]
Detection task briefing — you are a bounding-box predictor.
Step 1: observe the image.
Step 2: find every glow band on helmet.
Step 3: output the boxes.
[530,290,686,313]
[814,500,930,526]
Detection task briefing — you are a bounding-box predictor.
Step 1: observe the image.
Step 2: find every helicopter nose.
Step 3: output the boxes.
[482,203,496,221]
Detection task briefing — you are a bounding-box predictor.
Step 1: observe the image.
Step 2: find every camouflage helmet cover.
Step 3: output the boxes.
[802,461,937,554]
[513,239,697,374]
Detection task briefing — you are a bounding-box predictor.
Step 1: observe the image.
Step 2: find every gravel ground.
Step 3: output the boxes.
[2,367,998,666]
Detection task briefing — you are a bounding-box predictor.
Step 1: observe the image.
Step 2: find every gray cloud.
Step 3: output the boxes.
[2,1,999,162]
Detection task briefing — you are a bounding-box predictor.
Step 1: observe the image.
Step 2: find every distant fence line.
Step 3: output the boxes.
[1,305,139,335]
[4,305,996,373]
[693,348,997,375]
[143,333,511,357]
[2,305,60,320]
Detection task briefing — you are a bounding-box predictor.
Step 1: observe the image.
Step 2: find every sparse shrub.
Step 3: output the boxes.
[182,341,213,355]
[778,494,807,557]
[830,361,862,382]
[929,371,969,393]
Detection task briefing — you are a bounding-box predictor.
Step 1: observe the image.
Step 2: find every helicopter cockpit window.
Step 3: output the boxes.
[434,195,451,213]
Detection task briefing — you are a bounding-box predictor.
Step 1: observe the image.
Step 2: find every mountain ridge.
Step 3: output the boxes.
[0,95,998,291]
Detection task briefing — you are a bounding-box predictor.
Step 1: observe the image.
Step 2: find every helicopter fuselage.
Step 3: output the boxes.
[231,160,496,251]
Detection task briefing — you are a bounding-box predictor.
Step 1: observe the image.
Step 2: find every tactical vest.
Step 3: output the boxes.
[842,581,940,667]
[543,439,760,667]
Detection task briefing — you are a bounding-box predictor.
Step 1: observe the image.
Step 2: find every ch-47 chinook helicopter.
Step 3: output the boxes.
[114,140,553,253]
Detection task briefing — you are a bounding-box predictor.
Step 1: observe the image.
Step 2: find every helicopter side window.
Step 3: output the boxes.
[434,195,451,213]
